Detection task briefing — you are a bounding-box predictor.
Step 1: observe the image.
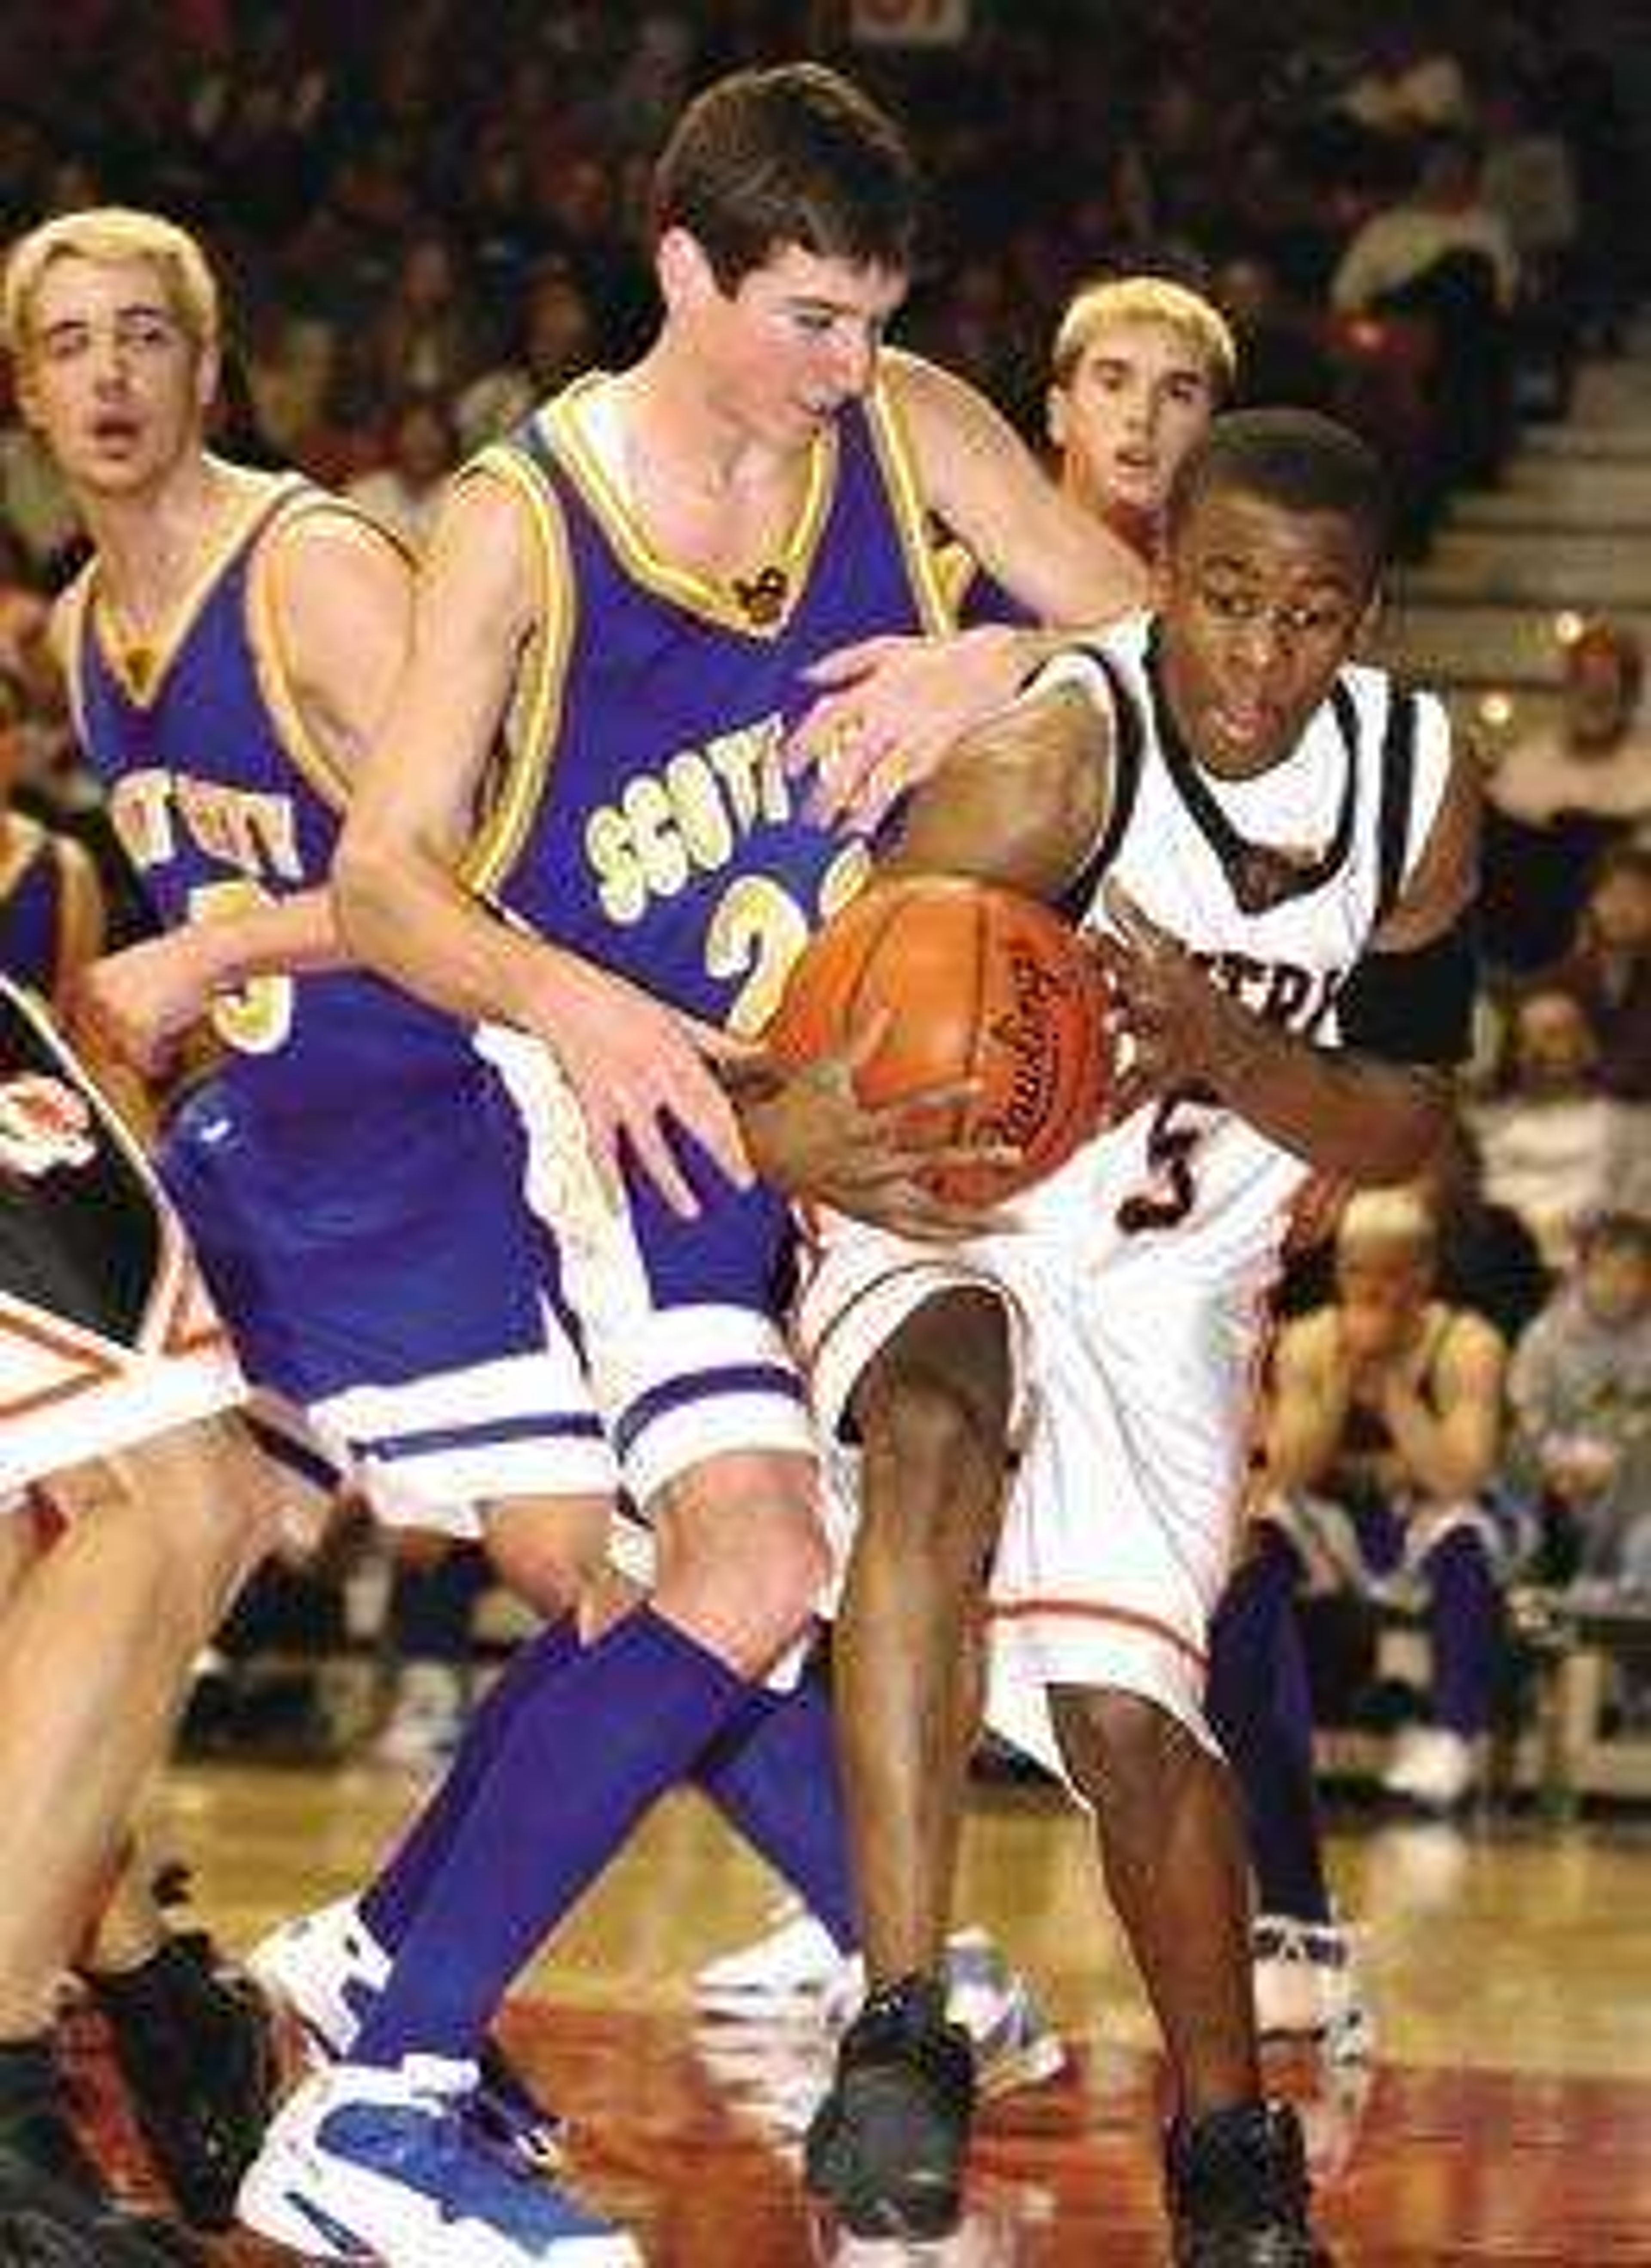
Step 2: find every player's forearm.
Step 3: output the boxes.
[1201,995,1450,1183]
[190,887,349,987]
[334,831,570,1031]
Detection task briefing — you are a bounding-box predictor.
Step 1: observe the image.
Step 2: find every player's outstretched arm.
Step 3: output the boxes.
[790,354,1149,831]
[334,476,752,1216]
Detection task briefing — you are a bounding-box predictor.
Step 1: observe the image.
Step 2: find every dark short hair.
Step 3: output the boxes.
[651,63,920,293]
[1167,408,1390,575]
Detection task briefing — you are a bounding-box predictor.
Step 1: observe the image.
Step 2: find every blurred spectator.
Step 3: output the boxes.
[1482,623,1651,973]
[1263,1189,1509,1812]
[1332,131,1517,490]
[348,394,460,552]
[1470,984,1651,1267]
[346,229,488,412]
[1509,1213,1651,1588]
[1280,1113,1551,1343]
[1555,845,1651,1104]
[1492,625,1650,828]
[456,262,599,451]
[1479,78,1580,275]
[1215,255,1336,413]
[0,412,80,582]
[1336,25,1472,137]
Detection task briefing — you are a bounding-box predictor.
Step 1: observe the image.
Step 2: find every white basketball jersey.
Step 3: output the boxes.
[1014,613,1453,1316]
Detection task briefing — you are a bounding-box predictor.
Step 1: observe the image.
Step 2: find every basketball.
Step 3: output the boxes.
[765,876,1113,1205]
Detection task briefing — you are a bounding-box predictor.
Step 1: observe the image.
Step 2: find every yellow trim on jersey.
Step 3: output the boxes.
[931,537,979,628]
[864,379,953,636]
[539,373,837,641]
[89,472,308,709]
[58,564,96,754]
[51,833,105,999]
[457,447,576,898]
[246,490,414,815]
[0,812,46,906]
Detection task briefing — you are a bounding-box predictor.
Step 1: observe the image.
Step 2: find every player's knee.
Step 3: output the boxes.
[485,1493,613,1619]
[654,1458,829,1668]
[1052,1684,1206,1824]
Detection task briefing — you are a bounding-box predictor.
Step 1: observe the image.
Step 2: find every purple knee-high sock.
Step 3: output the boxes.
[359,1616,581,1952]
[692,1674,858,1951]
[1423,1526,1500,1738]
[350,1606,748,2071]
[1206,1532,1332,1924]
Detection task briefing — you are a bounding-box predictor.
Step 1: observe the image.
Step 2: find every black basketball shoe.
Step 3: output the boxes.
[0,2041,201,2265]
[87,1934,277,2231]
[1165,2099,1330,2265]
[804,1973,976,2241]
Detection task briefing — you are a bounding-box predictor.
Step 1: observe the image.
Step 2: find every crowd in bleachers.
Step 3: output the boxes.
[0,0,1646,1795]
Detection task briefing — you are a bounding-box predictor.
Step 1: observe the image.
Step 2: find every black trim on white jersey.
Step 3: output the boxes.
[1055,647,1143,926]
[1143,623,1361,916]
[1374,683,1421,925]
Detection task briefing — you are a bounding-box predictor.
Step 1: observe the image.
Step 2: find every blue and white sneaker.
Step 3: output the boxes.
[236,2057,640,2264]
[698,1904,1066,2098]
[248,1900,565,2169]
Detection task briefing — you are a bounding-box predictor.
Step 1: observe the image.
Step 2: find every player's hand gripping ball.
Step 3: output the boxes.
[766,876,1114,1206]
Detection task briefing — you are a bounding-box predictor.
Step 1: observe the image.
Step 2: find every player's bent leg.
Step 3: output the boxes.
[0,1413,278,2041]
[1050,1685,1324,2265]
[837,1289,1012,1977]
[806,1290,1011,2244]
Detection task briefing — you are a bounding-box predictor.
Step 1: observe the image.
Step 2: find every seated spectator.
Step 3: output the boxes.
[1482,623,1650,974]
[1492,624,1651,829]
[1336,25,1471,137]
[1471,984,1651,1266]
[346,228,488,410]
[1556,845,1651,1103]
[1509,1212,1650,1590]
[1280,1113,1551,1343]
[347,395,460,554]
[1263,1189,1510,1811]
[455,261,599,451]
[1332,131,1518,491]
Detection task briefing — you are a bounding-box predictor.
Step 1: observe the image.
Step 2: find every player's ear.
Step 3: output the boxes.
[194,337,221,418]
[1046,380,1068,454]
[657,227,719,314]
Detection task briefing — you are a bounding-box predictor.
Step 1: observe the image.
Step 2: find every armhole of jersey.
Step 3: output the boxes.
[1373,682,1420,924]
[931,537,976,630]
[0,811,44,904]
[1048,648,1142,923]
[56,565,96,754]
[52,832,104,993]
[246,489,407,814]
[864,380,954,635]
[457,446,577,898]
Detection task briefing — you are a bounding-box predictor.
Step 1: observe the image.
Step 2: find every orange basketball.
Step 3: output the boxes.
[766,876,1114,1205]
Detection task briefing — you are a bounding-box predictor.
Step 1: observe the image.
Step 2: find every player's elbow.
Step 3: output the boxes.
[1336,1070,1454,1186]
[331,818,409,967]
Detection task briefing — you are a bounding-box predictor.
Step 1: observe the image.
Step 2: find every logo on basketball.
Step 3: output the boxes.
[978,945,1068,1150]
[0,1074,98,1178]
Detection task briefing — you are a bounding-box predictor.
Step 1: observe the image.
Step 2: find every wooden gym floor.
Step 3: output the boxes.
[109,1763,1651,2263]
